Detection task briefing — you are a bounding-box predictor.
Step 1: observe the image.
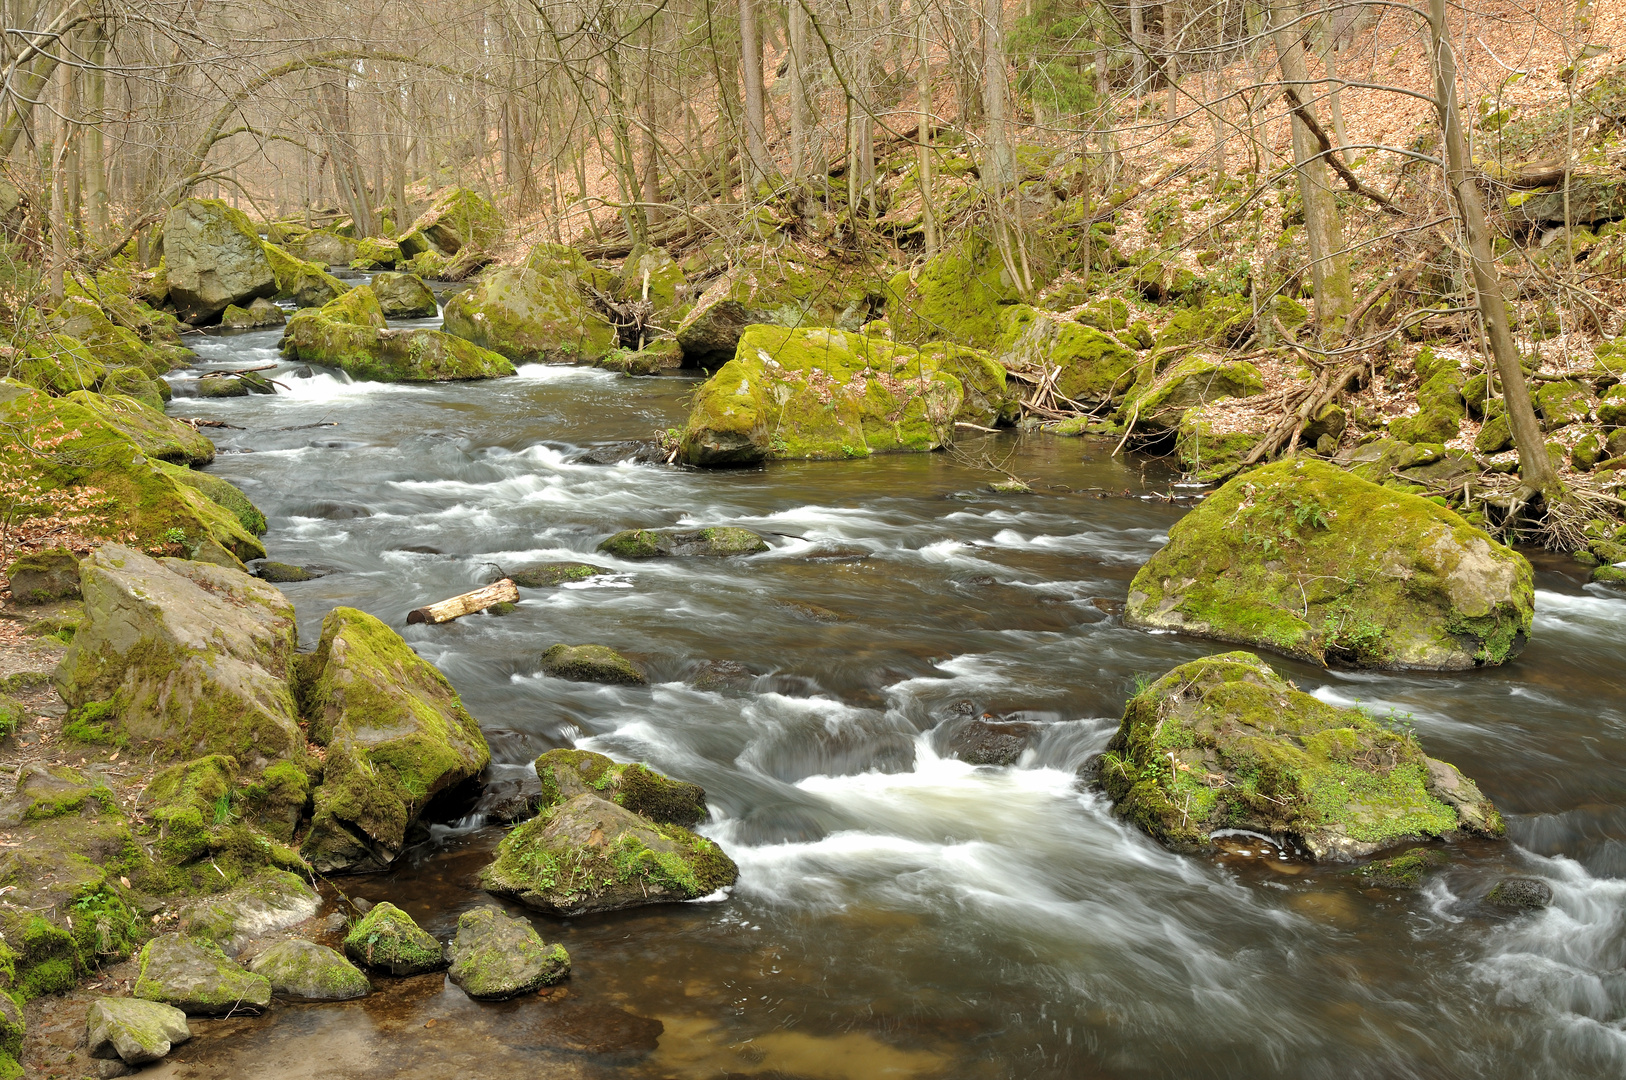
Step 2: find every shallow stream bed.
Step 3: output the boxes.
[147,319,1626,1079]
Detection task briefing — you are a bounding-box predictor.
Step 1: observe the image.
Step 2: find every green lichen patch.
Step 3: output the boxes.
[533,748,708,826]
[1125,459,1533,670]
[342,902,446,975]
[679,325,963,466]
[540,644,646,685]
[249,939,370,1001]
[481,793,738,916]
[1097,652,1503,860]
[298,607,491,873]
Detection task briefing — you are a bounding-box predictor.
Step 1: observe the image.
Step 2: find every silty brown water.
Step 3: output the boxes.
[143,310,1626,1080]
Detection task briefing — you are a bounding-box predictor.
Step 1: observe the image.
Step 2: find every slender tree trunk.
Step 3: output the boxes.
[788,0,809,178]
[48,63,69,301]
[86,24,107,239]
[641,14,660,226]
[982,0,1013,185]
[739,0,769,188]
[1271,0,1352,326]
[917,7,937,256]
[1129,0,1147,96]
[1427,0,1556,496]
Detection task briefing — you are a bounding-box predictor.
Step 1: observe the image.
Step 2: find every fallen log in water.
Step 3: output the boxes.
[406,579,519,624]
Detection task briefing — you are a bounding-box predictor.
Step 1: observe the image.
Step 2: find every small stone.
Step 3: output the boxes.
[946,716,1039,766]
[95,1059,138,1078]
[249,939,370,1001]
[86,997,192,1065]
[342,901,446,975]
[251,561,321,583]
[133,935,271,1016]
[1486,877,1553,911]
[446,906,570,1000]
[540,644,646,686]
[5,547,81,603]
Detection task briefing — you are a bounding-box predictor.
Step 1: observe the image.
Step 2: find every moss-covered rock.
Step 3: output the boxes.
[85,996,191,1065]
[5,547,80,603]
[1174,407,1266,483]
[597,526,768,558]
[133,934,271,1015]
[262,242,348,308]
[445,906,569,1000]
[1119,356,1265,434]
[0,764,115,825]
[1391,349,1467,445]
[50,297,178,377]
[163,199,277,323]
[0,992,20,1073]
[282,288,514,381]
[1535,378,1592,429]
[996,307,1140,408]
[297,606,491,873]
[481,792,737,916]
[540,643,646,685]
[1475,413,1514,454]
[248,939,370,1001]
[1098,652,1504,860]
[220,298,285,329]
[679,257,883,365]
[287,229,358,268]
[56,546,304,761]
[351,237,402,270]
[509,562,610,588]
[153,461,266,537]
[617,243,687,322]
[440,249,617,365]
[250,561,320,584]
[102,365,168,411]
[1153,295,1252,349]
[1351,847,1449,889]
[403,187,503,255]
[533,748,707,827]
[1124,460,1533,669]
[916,341,1017,427]
[679,325,963,465]
[886,240,1020,349]
[1598,384,1626,428]
[0,384,260,558]
[1485,876,1553,910]
[176,868,319,951]
[342,902,445,975]
[370,272,437,318]
[9,331,108,393]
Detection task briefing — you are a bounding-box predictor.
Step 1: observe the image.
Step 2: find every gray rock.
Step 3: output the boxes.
[371,272,438,318]
[178,869,321,955]
[163,198,277,323]
[1486,877,1554,911]
[342,901,446,975]
[288,230,358,268]
[133,934,272,1015]
[55,546,305,765]
[540,644,646,686]
[86,997,192,1065]
[507,562,610,588]
[248,939,370,1000]
[446,906,570,1000]
[946,714,1039,766]
[95,1059,138,1078]
[5,546,80,603]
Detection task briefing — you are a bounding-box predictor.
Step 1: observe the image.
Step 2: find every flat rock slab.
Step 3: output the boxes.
[179,869,321,954]
[133,935,271,1016]
[446,906,570,1000]
[86,997,192,1064]
[249,939,371,1000]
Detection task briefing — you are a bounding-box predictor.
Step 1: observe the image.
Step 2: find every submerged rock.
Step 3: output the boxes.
[440,244,617,364]
[133,934,272,1015]
[481,792,737,916]
[1485,876,1553,911]
[1098,652,1504,861]
[298,606,491,873]
[86,998,191,1065]
[5,547,80,603]
[675,257,883,366]
[540,644,646,686]
[56,547,304,762]
[1125,459,1534,670]
[598,526,768,558]
[371,271,438,318]
[533,748,708,827]
[163,198,277,323]
[507,562,609,588]
[248,939,370,1000]
[342,901,446,975]
[678,326,963,465]
[1350,847,1449,889]
[446,906,570,999]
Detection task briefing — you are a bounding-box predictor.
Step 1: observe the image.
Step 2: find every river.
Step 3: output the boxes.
[147,302,1626,1080]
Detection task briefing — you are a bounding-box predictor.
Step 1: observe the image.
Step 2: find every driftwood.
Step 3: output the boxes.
[406,579,518,625]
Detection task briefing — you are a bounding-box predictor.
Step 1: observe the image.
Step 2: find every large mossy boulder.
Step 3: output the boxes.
[50,296,178,377]
[248,939,370,1001]
[1391,348,1466,445]
[342,902,445,975]
[10,331,108,393]
[481,792,737,916]
[0,384,259,558]
[1119,356,1265,435]
[262,242,348,308]
[57,547,306,762]
[86,997,191,1065]
[676,257,882,366]
[1508,174,1626,225]
[996,306,1140,408]
[133,934,272,1015]
[162,199,277,323]
[286,229,357,268]
[446,907,569,1000]
[1099,652,1504,860]
[281,287,514,381]
[371,272,437,318]
[1125,460,1533,669]
[296,606,491,873]
[678,325,963,465]
[886,241,1022,349]
[918,341,1018,427]
[440,245,616,364]
[534,749,708,827]
[402,186,503,256]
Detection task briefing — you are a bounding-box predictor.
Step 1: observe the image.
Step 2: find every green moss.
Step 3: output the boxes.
[262,242,348,308]
[508,562,607,587]
[1119,356,1265,434]
[532,748,707,826]
[153,461,266,535]
[1351,846,1448,888]
[996,307,1140,407]
[1154,295,1251,349]
[441,251,616,364]
[63,699,121,745]
[282,291,514,381]
[1391,352,1466,445]
[540,643,646,685]
[342,902,445,974]
[143,755,238,864]
[887,239,1019,349]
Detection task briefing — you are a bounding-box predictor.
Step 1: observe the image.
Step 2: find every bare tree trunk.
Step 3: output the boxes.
[739,0,769,188]
[86,22,107,239]
[917,7,937,256]
[1129,0,1147,96]
[982,0,1013,185]
[48,62,69,302]
[1271,0,1352,326]
[788,0,809,178]
[1427,0,1556,496]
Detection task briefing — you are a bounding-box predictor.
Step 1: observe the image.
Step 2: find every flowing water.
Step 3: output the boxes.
[145,307,1626,1080]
